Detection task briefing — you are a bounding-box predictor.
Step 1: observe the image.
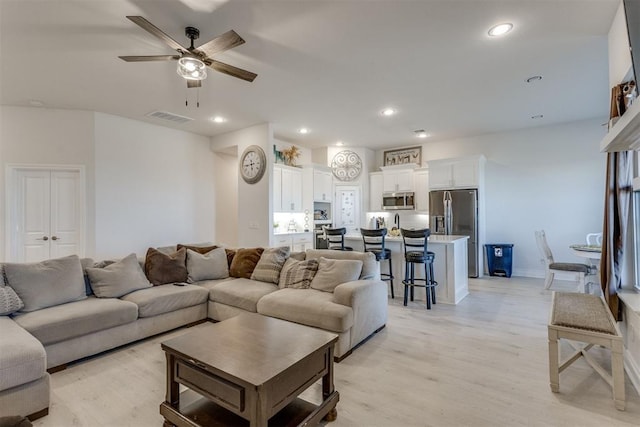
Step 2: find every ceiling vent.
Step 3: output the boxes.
[146,111,194,124]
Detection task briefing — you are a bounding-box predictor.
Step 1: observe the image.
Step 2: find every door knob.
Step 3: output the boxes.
[37,236,49,241]
[51,236,58,241]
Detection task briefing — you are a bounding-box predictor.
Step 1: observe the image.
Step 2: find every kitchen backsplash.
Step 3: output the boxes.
[365,211,429,230]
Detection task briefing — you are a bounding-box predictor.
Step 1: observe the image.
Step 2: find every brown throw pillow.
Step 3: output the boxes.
[225,249,236,267]
[144,247,188,285]
[177,244,218,254]
[229,247,264,279]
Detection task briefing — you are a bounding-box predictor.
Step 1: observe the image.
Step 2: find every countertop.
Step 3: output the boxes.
[344,234,468,243]
[273,231,312,236]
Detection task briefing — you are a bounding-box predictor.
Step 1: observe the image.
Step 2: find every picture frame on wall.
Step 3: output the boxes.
[383,146,422,166]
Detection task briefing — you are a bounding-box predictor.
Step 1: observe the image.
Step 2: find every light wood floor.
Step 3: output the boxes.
[34,277,639,427]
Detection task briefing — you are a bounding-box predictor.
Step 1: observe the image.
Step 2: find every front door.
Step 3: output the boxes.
[7,166,84,262]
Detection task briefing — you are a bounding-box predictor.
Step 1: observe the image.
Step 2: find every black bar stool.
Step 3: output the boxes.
[401,228,438,309]
[361,228,394,298]
[323,227,353,251]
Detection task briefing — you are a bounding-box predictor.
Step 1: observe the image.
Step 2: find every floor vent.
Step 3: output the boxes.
[146,111,194,124]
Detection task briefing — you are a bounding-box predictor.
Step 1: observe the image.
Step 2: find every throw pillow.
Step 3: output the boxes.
[229,247,264,279]
[0,263,6,286]
[225,249,236,267]
[178,244,218,255]
[310,257,363,292]
[251,247,290,284]
[0,286,24,315]
[4,255,86,312]
[144,247,188,285]
[290,251,306,261]
[86,253,152,298]
[278,258,319,289]
[186,248,229,282]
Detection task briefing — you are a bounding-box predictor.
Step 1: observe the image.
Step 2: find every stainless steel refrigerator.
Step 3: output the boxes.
[429,189,479,277]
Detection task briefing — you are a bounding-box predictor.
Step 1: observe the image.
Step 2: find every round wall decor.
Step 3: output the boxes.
[239,145,267,184]
[331,150,362,182]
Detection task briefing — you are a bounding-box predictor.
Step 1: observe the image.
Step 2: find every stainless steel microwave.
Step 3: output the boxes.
[382,192,415,210]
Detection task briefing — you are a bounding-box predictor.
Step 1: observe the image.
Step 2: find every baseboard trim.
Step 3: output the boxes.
[624,348,640,395]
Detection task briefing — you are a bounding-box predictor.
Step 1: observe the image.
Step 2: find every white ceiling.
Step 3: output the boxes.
[0,0,620,150]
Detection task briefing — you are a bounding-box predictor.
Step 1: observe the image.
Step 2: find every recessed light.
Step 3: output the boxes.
[488,23,513,37]
[29,99,44,107]
[414,129,429,138]
[211,116,227,123]
[531,114,544,119]
[526,75,543,83]
[336,141,344,146]
[381,108,396,117]
[298,127,309,134]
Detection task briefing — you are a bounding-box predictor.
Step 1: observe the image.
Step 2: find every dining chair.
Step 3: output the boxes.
[535,230,596,293]
[586,232,603,246]
[361,228,394,298]
[323,227,353,251]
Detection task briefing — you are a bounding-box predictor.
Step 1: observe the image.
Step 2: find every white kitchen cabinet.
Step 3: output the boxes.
[270,232,313,251]
[382,168,414,192]
[369,172,383,211]
[292,233,313,252]
[313,169,333,202]
[413,168,429,212]
[274,165,303,212]
[428,156,484,189]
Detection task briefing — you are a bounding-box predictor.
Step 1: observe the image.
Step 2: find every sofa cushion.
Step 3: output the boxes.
[229,248,264,279]
[186,248,229,282]
[305,249,377,280]
[12,297,138,345]
[144,247,188,285]
[0,317,46,392]
[0,286,24,315]
[194,277,235,291]
[310,257,363,293]
[86,253,152,298]
[4,255,86,312]
[257,288,354,333]
[251,246,290,284]
[209,278,278,312]
[178,243,218,255]
[278,258,319,289]
[121,284,208,318]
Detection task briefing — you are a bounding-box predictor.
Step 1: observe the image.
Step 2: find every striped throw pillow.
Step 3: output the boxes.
[278,258,319,289]
[251,246,290,284]
[0,286,24,315]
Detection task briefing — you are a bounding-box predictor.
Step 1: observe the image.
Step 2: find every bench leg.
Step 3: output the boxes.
[612,340,626,410]
[548,328,560,393]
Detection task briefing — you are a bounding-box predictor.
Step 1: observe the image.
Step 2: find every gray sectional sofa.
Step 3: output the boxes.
[0,247,387,420]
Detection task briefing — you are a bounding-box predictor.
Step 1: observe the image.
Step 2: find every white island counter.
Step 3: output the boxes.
[345,234,469,305]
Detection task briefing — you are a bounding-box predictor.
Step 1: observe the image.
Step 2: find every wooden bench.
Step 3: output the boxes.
[548,291,625,410]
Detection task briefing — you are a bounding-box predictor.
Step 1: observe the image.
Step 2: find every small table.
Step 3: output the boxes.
[570,244,602,261]
[160,313,339,427]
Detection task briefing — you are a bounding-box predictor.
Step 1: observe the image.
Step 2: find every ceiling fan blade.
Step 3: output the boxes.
[208,60,257,82]
[187,80,202,89]
[126,16,187,53]
[119,55,179,62]
[196,30,245,58]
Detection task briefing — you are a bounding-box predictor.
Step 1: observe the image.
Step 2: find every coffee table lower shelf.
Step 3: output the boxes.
[160,389,339,427]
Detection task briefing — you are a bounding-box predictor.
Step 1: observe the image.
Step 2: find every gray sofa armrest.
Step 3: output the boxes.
[333,279,388,348]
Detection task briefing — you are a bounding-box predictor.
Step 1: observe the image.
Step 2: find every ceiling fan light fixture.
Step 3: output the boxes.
[177,57,207,81]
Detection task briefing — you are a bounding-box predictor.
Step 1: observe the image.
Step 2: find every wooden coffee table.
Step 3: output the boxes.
[160,313,339,427]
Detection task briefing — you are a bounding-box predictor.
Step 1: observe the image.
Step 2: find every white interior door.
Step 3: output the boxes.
[334,185,361,233]
[8,166,84,262]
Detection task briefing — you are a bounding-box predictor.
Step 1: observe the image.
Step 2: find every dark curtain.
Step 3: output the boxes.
[600,151,632,320]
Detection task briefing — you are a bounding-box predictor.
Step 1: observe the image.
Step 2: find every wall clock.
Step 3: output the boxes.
[239,145,267,184]
[331,150,362,182]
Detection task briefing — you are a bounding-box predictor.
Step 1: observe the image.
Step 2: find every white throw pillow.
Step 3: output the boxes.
[86,253,152,298]
[4,255,86,312]
[310,257,363,292]
[186,248,229,282]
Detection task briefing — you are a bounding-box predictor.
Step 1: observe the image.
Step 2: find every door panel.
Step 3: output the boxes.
[19,170,51,262]
[50,171,81,258]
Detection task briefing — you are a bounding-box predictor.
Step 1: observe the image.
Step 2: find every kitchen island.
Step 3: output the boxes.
[345,234,469,305]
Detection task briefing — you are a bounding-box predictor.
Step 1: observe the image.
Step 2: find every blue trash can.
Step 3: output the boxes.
[485,244,514,278]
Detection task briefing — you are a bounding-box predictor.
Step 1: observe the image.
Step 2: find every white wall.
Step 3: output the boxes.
[210,123,273,247]
[609,0,633,87]
[94,113,215,258]
[376,119,606,278]
[0,106,96,260]
[213,152,238,248]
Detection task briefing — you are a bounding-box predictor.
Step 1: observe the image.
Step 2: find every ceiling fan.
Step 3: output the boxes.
[119,16,257,88]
